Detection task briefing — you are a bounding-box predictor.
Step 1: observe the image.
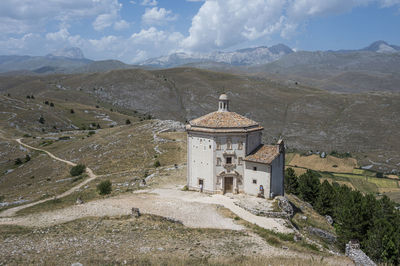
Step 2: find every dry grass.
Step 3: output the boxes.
[288,154,358,173]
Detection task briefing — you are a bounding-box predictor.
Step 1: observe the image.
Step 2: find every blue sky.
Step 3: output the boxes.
[0,0,399,63]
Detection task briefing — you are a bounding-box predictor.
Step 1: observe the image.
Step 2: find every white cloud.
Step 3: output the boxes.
[141,0,158,6]
[0,0,124,33]
[142,7,177,25]
[93,13,117,31]
[182,0,400,52]
[46,27,70,42]
[114,20,130,30]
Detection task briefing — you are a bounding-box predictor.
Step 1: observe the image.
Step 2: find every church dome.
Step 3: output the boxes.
[186,93,263,133]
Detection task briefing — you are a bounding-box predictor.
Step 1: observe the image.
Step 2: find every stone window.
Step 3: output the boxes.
[253,166,257,171]
[227,138,232,150]
[226,157,232,164]
[252,179,257,184]
[238,157,243,165]
[216,142,221,150]
[238,142,243,150]
[217,157,221,166]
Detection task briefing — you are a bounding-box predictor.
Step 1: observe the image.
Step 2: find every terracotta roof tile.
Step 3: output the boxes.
[189,111,259,128]
[244,144,280,164]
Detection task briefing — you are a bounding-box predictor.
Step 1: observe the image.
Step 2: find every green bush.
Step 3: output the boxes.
[154,160,161,168]
[97,180,112,195]
[126,119,131,125]
[15,158,23,165]
[25,154,31,162]
[70,164,86,176]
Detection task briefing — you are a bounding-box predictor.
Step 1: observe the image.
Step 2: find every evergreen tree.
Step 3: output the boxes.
[298,169,320,205]
[314,180,335,216]
[284,167,299,195]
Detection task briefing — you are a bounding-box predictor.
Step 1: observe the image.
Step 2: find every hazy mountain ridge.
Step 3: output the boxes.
[140,44,294,67]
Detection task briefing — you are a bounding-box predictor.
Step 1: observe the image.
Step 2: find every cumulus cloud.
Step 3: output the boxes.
[141,0,158,6]
[182,0,400,52]
[142,7,177,25]
[0,0,124,33]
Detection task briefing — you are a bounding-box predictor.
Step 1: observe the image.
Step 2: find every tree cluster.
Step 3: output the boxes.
[285,168,400,264]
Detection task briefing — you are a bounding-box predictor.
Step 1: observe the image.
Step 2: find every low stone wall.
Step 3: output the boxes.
[233,201,290,219]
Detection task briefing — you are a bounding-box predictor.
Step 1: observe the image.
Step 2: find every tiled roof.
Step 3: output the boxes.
[189,111,259,128]
[244,144,280,164]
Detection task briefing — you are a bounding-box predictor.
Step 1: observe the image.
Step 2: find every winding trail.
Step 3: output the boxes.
[0,138,98,218]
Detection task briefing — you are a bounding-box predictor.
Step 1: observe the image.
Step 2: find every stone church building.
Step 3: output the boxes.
[186,93,285,197]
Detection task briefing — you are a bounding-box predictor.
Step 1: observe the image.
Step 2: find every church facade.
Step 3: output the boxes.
[186,94,285,198]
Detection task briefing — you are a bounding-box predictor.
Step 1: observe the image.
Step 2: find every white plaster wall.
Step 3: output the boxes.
[188,133,214,192]
[243,161,270,196]
[246,131,262,155]
[270,153,284,196]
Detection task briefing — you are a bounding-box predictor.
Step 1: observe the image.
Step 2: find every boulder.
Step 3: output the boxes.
[75,197,83,205]
[307,227,336,243]
[131,207,141,217]
[277,196,294,217]
[325,215,333,225]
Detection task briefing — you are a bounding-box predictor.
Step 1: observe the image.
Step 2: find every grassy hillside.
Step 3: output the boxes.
[1,68,399,173]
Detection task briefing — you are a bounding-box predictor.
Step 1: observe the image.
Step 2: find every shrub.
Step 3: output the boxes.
[88,131,95,136]
[70,164,86,176]
[70,109,74,114]
[97,180,112,195]
[38,116,45,124]
[154,160,161,168]
[0,195,4,202]
[125,119,131,125]
[376,172,384,178]
[44,101,49,105]
[25,154,31,162]
[14,158,23,165]
[50,102,54,107]
[182,185,188,191]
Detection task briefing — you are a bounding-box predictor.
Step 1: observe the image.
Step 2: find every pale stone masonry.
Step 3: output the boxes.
[186,93,285,197]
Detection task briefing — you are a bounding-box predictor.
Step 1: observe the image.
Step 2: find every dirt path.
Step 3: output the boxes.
[0,186,292,233]
[0,138,98,217]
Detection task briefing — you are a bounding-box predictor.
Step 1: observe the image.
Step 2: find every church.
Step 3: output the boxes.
[186,93,285,198]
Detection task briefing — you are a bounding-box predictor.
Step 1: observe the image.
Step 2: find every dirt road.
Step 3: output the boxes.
[0,138,98,217]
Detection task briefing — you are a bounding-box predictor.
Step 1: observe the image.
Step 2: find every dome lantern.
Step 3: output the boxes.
[218,93,229,112]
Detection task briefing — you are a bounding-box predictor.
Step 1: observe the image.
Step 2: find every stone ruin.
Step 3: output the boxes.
[345,240,376,266]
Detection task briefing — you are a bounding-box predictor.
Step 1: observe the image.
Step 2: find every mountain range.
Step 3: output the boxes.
[0,41,399,93]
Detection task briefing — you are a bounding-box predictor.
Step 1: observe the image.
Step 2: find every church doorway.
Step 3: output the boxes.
[224,176,233,193]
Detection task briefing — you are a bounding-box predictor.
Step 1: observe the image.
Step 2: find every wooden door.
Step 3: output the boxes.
[224,177,233,193]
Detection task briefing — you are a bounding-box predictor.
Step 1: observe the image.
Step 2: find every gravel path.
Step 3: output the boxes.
[0,138,98,217]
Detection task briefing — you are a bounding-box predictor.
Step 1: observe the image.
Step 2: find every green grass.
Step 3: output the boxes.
[325,172,398,193]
